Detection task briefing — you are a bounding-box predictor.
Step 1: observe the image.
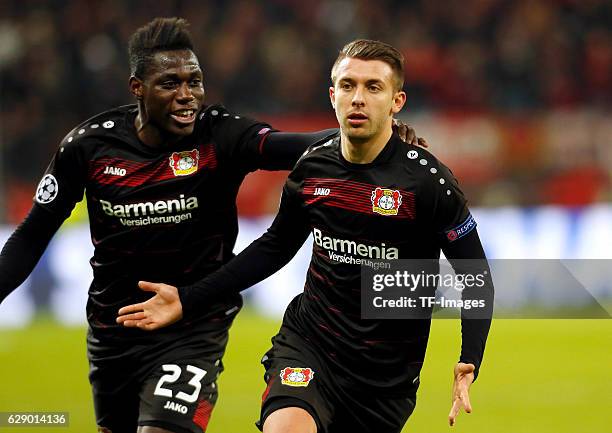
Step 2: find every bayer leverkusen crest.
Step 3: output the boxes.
[169,149,199,176]
[371,187,402,216]
[280,367,314,387]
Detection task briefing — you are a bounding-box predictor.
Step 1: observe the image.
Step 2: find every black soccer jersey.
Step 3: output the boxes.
[0,103,336,343]
[40,104,281,338]
[181,132,492,395]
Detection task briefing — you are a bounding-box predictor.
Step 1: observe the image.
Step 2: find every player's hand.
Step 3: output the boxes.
[116,281,183,330]
[392,118,429,148]
[448,362,475,426]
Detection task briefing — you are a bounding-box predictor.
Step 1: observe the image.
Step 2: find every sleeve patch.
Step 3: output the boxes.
[445,214,476,242]
[35,174,59,204]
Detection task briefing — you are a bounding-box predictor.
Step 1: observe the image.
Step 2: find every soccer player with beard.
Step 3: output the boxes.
[0,19,425,433]
[117,39,493,433]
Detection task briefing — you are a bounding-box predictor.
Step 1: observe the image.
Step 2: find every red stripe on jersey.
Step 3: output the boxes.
[89,144,217,187]
[302,178,415,219]
[317,323,342,337]
[193,398,214,431]
[308,262,333,285]
[261,377,274,402]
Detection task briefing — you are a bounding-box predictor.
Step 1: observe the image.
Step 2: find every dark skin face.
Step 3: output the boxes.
[129,49,205,148]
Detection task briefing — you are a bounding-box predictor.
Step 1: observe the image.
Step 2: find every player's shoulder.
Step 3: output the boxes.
[195,103,271,144]
[59,104,136,150]
[398,141,458,190]
[198,103,235,121]
[197,103,264,128]
[294,133,340,169]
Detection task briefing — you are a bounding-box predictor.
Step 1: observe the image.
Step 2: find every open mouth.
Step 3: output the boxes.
[347,112,368,126]
[170,109,197,125]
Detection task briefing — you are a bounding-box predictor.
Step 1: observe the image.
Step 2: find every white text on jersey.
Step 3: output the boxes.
[103,166,127,176]
[313,227,398,260]
[100,195,198,218]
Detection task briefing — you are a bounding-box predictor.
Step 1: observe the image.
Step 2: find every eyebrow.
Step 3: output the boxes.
[339,77,385,86]
[156,70,203,81]
[365,79,384,86]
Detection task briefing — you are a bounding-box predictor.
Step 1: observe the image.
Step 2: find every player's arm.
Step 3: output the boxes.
[0,206,64,303]
[429,162,494,381]
[443,227,494,380]
[200,104,333,171]
[261,121,427,170]
[442,229,494,426]
[203,105,426,171]
[0,139,86,304]
[257,129,338,170]
[117,172,311,330]
[425,160,493,426]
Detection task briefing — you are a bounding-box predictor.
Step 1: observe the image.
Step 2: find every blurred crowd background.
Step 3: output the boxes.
[1,0,611,223]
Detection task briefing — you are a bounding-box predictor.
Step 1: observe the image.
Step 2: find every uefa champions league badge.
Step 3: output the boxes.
[371,187,402,216]
[169,149,199,176]
[35,174,59,204]
[280,367,314,387]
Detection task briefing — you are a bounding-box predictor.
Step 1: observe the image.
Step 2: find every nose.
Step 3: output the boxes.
[351,85,365,107]
[176,82,194,102]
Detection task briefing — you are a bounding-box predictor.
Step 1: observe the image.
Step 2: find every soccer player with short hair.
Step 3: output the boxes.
[0,18,424,433]
[116,39,494,433]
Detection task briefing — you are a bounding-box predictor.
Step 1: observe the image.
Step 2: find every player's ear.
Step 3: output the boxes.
[329,86,336,109]
[129,76,144,100]
[391,90,406,114]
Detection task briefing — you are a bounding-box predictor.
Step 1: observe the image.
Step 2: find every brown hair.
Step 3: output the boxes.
[331,39,405,91]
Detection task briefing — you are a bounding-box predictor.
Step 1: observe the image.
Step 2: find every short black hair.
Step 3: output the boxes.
[128,17,195,79]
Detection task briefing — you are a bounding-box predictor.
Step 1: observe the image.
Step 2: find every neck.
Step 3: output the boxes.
[340,121,393,164]
[134,109,180,148]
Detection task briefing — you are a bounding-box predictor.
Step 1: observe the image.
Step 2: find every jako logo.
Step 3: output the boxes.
[103,166,127,176]
[100,195,198,217]
[313,228,398,259]
[314,187,330,196]
[163,400,188,414]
